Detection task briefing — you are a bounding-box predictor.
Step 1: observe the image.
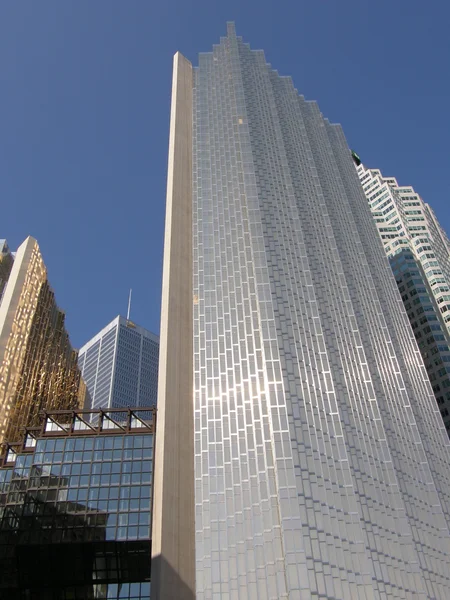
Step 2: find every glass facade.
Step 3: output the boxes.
[78,316,159,411]
[355,162,450,334]
[391,250,450,432]
[356,162,450,433]
[0,409,154,599]
[192,23,450,599]
[0,237,84,446]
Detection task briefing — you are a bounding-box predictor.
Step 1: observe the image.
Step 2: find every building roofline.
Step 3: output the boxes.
[78,315,159,354]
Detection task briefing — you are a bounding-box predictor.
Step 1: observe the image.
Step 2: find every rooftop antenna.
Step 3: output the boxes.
[127,289,132,320]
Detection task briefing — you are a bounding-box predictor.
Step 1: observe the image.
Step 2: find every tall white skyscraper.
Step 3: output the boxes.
[78,315,159,410]
[355,158,450,432]
[153,23,450,600]
[355,160,450,324]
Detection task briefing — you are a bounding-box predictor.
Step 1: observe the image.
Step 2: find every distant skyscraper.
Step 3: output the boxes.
[0,236,83,446]
[355,161,450,324]
[0,240,14,303]
[78,316,159,410]
[355,160,450,432]
[154,23,450,600]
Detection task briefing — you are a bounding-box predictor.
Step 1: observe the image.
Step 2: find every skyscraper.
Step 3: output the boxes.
[355,161,450,432]
[355,161,450,324]
[154,23,450,600]
[0,236,83,446]
[78,316,159,411]
[0,240,14,303]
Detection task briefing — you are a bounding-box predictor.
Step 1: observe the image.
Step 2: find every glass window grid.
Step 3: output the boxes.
[50,581,151,600]
[192,22,450,600]
[0,434,153,543]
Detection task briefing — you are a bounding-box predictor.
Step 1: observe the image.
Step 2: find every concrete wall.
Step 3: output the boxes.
[151,52,195,599]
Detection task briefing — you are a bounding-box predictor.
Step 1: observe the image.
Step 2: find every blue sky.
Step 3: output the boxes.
[1,1,449,348]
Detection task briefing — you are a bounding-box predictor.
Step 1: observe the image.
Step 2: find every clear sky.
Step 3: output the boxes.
[1,1,449,348]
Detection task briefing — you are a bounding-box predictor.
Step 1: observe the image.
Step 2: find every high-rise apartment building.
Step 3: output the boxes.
[78,316,159,411]
[154,23,450,600]
[0,236,83,446]
[355,160,450,432]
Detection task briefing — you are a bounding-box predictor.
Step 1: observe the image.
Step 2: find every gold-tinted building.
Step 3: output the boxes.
[0,236,83,445]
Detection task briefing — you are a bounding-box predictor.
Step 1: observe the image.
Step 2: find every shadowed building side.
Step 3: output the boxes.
[151,52,195,600]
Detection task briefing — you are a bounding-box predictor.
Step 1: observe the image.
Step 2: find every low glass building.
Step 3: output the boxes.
[0,408,155,600]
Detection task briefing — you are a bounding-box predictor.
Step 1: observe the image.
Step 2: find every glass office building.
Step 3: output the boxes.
[355,159,450,433]
[390,250,450,432]
[155,22,450,600]
[0,236,84,446]
[0,408,154,599]
[78,316,159,411]
[355,161,450,324]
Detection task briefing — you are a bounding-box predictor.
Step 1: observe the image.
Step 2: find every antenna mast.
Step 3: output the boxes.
[127,289,132,320]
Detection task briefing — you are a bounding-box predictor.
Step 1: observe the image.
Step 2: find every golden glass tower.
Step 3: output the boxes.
[0,236,84,445]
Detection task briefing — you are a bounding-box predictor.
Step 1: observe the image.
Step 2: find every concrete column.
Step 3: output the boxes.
[151,53,195,599]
